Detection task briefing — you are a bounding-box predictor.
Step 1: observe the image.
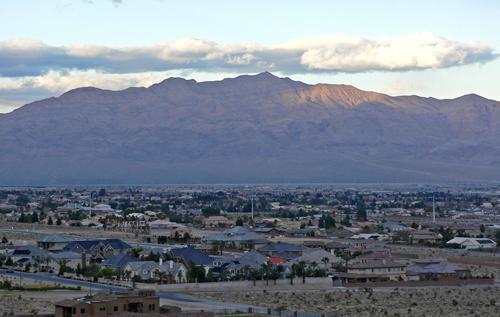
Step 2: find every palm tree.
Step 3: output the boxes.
[219,268,230,281]
[57,259,69,276]
[116,269,124,281]
[261,261,272,286]
[249,268,259,286]
[242,265,251,281]
[177,270,184,283]
[167,272,174,284]
[297,261,307,284]
[272,265,284,285]
[321,257,330,274]
[33,256,41,272]
[125,270,132,281]
[339,251,352,272]
[155,270,167,285]
[290,264,296,285]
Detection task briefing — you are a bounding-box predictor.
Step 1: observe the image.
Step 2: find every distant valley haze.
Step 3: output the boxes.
[1,72,500,185]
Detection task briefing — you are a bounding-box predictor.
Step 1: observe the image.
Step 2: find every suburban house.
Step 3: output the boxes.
[253,227,287,237]
[8,245,48,265]
[410,231,442,245]
[332,259,407,285]
[124,261,160,281]
[63,239,132,261]
[37,235,81,251]
[350,233,389,240]
[287,227,325,237]
[202,226,267,250]
[55,290,159,317]
[169,246,213,268]
[123,259,188,283]
[258,242,309,257]
[286,249,341,270]
[347,260,406,280]
[203,216,233,227]
[159,260,188,283]
[148,219,191,238]
[303,240,326,249]
[221,251,268,276]
[325,241,348,254]
[406,259,471,281]
[446,237,497,250]
[382,221,409,232]
[102,254,139,271]
[50,251,86,271]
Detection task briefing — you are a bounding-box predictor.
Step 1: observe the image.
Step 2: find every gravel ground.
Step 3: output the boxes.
[0,289,88,316]
[198,287,500,317]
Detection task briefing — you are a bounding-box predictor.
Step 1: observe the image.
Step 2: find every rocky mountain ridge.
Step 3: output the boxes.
[1,72,499,184]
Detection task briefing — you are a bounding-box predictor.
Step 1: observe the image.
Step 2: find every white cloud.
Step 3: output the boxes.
[0,70,180,94]
[0,33,495,78]
[0,33,496,112]
[297,33,495,72]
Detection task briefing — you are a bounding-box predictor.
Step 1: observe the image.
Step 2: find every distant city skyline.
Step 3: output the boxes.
[0,0,499,113]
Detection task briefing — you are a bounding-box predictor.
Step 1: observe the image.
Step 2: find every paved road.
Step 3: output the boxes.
[0,270,265,312]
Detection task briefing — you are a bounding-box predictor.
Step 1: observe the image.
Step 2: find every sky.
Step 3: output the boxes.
[0,0,499,113]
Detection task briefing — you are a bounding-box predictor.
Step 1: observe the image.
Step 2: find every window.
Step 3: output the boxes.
[123,304,127,311]
[114,306,119,312]
[99,307,106,311]
[72,308,76,314]
[80,308,86,314]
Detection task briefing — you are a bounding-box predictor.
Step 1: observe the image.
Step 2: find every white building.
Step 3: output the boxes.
[446,237,497,250]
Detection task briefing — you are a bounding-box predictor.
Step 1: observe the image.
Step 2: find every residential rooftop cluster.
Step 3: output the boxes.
[0,185,499,316]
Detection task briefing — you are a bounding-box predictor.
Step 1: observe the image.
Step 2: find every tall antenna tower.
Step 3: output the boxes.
[251,196,254,220]
[432,195,436,223]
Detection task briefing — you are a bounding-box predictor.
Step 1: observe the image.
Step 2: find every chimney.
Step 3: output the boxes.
[169,260,174,269]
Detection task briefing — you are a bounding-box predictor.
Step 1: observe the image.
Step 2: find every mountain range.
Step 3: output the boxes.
[1,72,500,184]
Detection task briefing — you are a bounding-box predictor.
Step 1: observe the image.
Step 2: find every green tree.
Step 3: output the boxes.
[356,206,367,221]
[495,231,500,244]
[341,215,351,227]
[5,256,13,266]
[31,211,39,223]
[47,216,53,225]
[323,215,336,229]
[236,218,244,226]
[18,213,27,223]
[439,226,455,244]
[480,224,486,233]
[249,268,260,286]
[1,236,8,244]
[187,264,207,283]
